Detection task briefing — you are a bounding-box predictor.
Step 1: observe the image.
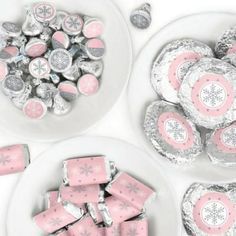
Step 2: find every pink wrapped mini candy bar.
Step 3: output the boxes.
[59,184,103,205]
[67,215,101,236]
[105,224,121,236]
[105,196,140,224]
[34,202,84,234]
[120,218,148,236]
[106,172,156,210]
[63,156,114,186]
[45,191,59,209]
[0,144,30,176]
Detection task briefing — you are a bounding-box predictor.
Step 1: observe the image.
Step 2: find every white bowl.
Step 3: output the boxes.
[0,0,133,142]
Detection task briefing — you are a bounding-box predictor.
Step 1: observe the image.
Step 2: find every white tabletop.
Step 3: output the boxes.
[1,0,236,235]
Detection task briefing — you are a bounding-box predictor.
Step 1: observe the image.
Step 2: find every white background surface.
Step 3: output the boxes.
[1,0,236,235]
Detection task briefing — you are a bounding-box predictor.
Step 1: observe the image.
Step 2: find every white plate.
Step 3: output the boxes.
[0,0,132,142]
[7,136,181,236]
[128,13,236,181]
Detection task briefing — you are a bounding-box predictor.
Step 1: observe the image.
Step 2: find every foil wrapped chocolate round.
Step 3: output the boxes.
[23,98,47,120]
[25,38,47,57]
[77,74,99,96]
[179,58,236,129]
[0,22,21,38]
[182,183,236,236]
[82,17,104,38]
[130,3,152,29]
[151,39,214,104]
[82,38,105,60]
[0,46,19,63]
[62,14,83,36]
[58,81,79,101]
[2,75,25,97]
[215,26,236,58]
[62,63,81,81]
[32,2,56,23]
[52,31,70,49]
[206,122,236,167]
[29,57,51,79]
[143,100,203,164]
[49,48,72,73]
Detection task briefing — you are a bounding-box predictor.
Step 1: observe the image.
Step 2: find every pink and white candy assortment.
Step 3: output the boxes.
[34,156,156,235]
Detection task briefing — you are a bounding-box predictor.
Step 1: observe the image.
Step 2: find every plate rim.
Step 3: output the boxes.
[6,136,182,236]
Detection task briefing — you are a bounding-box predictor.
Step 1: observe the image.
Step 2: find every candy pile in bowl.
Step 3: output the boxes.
[0,2,105,120]
[33,156,156,236]
[144,27,236,166]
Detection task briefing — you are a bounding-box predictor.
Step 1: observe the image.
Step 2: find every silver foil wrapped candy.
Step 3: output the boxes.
[151,39,214,104]
[144,100,203,164]
[182,183,236,236]
[206,122,236,167]
[179,58,236,129]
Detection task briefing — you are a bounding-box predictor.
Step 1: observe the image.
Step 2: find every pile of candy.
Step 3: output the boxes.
[0,2,105,120]
[182,182,236,236]
[144,27,236,166]
[33,156,156,236]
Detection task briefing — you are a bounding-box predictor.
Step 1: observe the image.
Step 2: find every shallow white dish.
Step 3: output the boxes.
[7,136,181,236]
[128,12,236,181]
[0,0,132,142]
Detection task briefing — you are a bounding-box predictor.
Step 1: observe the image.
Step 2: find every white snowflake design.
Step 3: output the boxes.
[202,201,227,226]
[126,183,140,194]
[119,201,130,210]
[32,59,48,76]
[200,83,226,108]
[127,228,138,236]
[48,217,62,226]
[0,154,11,165]
[222,127,236,148]
[66,16,82,30]
[36,5,53,19]
[80,164,93,176]
[50,50,70,71]
[165,119,187,143]
[80,230,91,236]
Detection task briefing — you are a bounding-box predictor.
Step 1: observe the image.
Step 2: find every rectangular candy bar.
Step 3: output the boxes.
[105,196,140,223]
[34,202,84,234]
[106,172,156,210]
[59,184,103,204]
[45,191,59,209]
[67,214,102,236]
[0,144,30,176]
[63,156,112,186]
[120,218,148,236]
